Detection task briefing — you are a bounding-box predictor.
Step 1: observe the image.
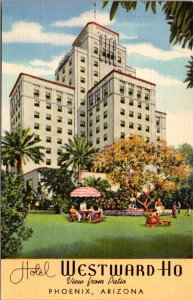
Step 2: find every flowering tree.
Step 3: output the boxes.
[93,135,190,212]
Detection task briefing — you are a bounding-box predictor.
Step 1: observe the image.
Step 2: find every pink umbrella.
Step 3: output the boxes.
[70,186,101,197]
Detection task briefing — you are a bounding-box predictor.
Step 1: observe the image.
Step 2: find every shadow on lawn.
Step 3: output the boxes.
[21,233,192,259]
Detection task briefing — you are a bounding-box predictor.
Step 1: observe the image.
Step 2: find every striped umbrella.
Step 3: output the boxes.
[70,186,101,197]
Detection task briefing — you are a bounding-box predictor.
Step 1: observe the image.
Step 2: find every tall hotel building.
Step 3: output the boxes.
[9,22,166,176]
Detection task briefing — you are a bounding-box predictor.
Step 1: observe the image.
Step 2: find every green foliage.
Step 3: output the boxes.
[39,167,75,199]
[103,1,193,88]
[83,175,111,197]
[177,143,193,167]
[1,171,33,258]
[58,136,96,183]
[1,128,45,173]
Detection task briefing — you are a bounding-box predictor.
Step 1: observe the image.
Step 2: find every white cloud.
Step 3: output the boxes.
[120,33,138,41]
[3,22,75,45]
[52,11,113,27]
[166,112,193,147]
[2,53,65,77]
[136,67,181,86]
[125,43,191,61]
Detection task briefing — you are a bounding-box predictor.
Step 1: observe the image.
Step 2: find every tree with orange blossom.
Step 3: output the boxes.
[93,135,190,212]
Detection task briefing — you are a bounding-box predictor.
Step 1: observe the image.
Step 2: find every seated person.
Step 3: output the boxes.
[155,198,163,216]
[147,211,163,226]
[70,204,81,222]
[87,206,95,222]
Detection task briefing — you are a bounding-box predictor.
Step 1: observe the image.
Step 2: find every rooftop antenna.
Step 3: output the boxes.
[94,2,96,21]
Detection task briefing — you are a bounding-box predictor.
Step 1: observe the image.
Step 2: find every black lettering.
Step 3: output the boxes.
[61,260,75,276]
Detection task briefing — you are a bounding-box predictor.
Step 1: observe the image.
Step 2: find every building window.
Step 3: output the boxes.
[157,136,161,141]
[34,100,40,107]
[103,87,108,97]
[57,94,62,102]
[67,98,72,105]
[96,126,100,133]
[120,97,125,104]
[57,116,62,123]
[81,87,85,93]
[57,127,62,134]
[117,56,122,63]
[80,111,85,117]
[58,106,62,112]
[89,120,93,126]
[46,125,51,132]
[90,110,93,117]
[46,103,51,109]
[46,137,51,143]
[129,99,133,106]
[104,134,107,141]
[120,132,125,139]
[129,122,134,129]
[80,121,85,127]
[62,76,65,83]
[81,77,85,83]
[138,113,142,119]
[156,117,160,126]
[81,99,85,105]
[120,120,125,127]
[33,89,39,98]
[145,90,150,100]
[157,127,160,133]
[81,56,85,63]
[96,137,100,144]
[145,115,150,121]
[138,101,142,108]
[56,74,59,81]
[69,79,72,85]
[146,126,150,132]
[128,84,134,96]
[96,115,100,123]
[34,135,40,142]
[145,137,150,143]
[80,66,85,73]
[120,82,125,94]
[94,47,98,54]
[46,114,51,120]
[62,67,65,74]
[34,123,39,129]
[46,91,51,100]
[69,58,72,66]
[68,119,72,125]
[80,131,85,137]
[104,122,108,130]
[137,87,142,99]
[146,104,150,110]
[89,130,93,137]
[68,129,72,135]
[120,109,125,116]
[96,105,100,112]
[129,111,134,117]
[68,108,72,114]
[104,111,108,118]
[94,60,98,67]
[89,97,94,107]
[46,148,51,154]
[57,138,62,144]
[104,100,108,107]
[94,70,98,77]
[138,124,142,131]
[57,149,62,155]
[96,92,100,102]
[34,112,40,118]
[46,159,51,166]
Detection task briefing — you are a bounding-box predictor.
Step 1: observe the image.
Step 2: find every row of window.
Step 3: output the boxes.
[89,111,108,126]
[119,82,150,100]
[34,112,73,123]
[33,89,73,104]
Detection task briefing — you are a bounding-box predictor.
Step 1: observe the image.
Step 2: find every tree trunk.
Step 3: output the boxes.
[78,163,81,184]
[17,155,23,173]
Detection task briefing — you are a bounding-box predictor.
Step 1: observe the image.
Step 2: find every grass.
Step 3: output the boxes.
[16,210,193,258]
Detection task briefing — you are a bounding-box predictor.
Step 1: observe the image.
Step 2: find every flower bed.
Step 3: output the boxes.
[104,209,173,216]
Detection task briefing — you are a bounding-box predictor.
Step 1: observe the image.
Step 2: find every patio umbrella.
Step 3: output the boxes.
[70,186,101,197]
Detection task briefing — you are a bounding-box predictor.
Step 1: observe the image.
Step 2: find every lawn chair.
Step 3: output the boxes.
[69,213,79,222]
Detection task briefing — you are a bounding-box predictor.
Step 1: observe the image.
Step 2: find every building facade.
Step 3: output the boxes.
[9,21,166,174]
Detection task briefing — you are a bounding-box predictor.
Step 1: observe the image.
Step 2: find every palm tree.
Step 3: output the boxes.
[83,175,111,197]
[1,128,45,173]
[58,136,96,184]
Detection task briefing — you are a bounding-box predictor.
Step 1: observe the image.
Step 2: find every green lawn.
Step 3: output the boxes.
[17,210,193,258]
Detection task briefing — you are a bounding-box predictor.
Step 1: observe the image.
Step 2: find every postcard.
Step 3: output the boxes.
[1,1,193,300]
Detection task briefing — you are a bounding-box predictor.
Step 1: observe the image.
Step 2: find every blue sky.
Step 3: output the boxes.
[2,0,193,147]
